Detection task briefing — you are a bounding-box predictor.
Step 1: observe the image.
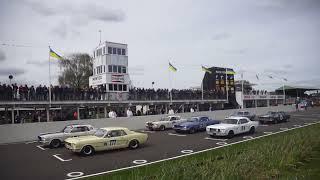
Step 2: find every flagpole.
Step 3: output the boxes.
[169,61,173,103]
[48,46,52,106]
[225,68,228,103]
[241,73,244,109]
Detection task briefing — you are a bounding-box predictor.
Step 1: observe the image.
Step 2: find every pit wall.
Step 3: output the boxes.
[0,105,295,144]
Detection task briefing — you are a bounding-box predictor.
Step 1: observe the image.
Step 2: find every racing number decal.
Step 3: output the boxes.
[241,126,245,131]
[104,140,117,146]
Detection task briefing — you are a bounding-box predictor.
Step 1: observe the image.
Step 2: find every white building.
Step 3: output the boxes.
[89,41,130,101]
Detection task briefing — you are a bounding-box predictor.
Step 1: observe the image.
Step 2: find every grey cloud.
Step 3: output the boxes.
[212,32,230,41]
[263,68,287,75]
[0,67,26,76]
[22,0,56,16]
[26,59,57,66]
[22,0,125,23]
[52,21,68,38]
[0,49,6,61]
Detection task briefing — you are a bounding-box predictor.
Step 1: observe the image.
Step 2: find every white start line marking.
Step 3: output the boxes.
[168,133,187,137]
[263,132,273,134]
[26,141,38,144]
[293,125,302,127]
[216,142,228,146]
[67,172,84,178]
[36,145,46,151]
[132,160,148,164]
[280,128,289,131]
[181,150,194,154]
[53,154,72,162]
[140,130,155,133]
[204,137,228,141]
[243,136,254,139]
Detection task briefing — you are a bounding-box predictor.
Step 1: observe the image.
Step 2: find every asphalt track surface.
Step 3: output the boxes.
[0,108,320,180]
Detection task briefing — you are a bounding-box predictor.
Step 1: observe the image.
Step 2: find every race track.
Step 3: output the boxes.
[0,107,319,180]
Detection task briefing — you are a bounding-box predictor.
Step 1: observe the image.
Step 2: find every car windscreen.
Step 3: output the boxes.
[187,117,198,122]
[94,129,107,137]
[62,126,72,133]
[160,117,170,121]
[223,119,238,124]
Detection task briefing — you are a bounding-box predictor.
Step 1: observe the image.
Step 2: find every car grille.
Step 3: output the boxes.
[147,122,153,126]
[65,142,71,147]
[210,128,217,132]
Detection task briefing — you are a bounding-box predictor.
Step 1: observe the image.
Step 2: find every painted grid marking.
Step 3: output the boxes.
[168,133,187,137]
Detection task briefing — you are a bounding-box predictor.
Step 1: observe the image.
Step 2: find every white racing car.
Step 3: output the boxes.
[38,124,96,148]
[145,115,187,131]
[206,117,259,138]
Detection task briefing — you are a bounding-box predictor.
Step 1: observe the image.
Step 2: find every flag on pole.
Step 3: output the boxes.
[201,66,212,74]
[226,70,236,75]
[256,74,259,80]
[283,78,288,81]
[169,62,177,72]
[268,75,273,79]
[49,47,62,60]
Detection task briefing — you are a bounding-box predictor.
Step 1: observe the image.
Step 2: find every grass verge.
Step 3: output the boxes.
[88,123,320,180]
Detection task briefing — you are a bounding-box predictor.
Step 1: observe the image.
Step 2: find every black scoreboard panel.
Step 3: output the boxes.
[202,66,235,95]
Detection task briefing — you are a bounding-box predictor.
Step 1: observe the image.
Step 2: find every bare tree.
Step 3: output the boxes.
[58,53,93,89]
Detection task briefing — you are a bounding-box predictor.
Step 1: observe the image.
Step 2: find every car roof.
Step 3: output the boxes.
[100,127,129,131]
[226,116,248,120]
[66,124,92,127]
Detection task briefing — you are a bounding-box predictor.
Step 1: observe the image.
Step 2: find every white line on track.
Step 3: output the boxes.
[132,160,148,164]
[36,145,46,151]
[181,150,193,154]
[216,142,228,146]
[280,128,289,131]
[140,130,155,133]
[65,121,320,180]
[243,136,254,139]
[204,137,228,141]
[53,154,72,162]
[263,132,273,134]
[168,133,186,137]
[25,141,38,144]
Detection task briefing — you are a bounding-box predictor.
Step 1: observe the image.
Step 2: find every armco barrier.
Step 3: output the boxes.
[0,105,295,144]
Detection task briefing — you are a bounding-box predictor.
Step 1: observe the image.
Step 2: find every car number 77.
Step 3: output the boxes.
[104,140,117,146]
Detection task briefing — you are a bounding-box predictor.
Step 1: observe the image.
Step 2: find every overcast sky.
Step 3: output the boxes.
[0,0,319,91]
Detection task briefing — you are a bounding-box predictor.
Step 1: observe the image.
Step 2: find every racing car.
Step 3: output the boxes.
[228,111,256,120]
[259,111,290,124]
[173,116,220,134]
[145,115,187,131]
[65,127,148,156]
[206,117,259,138]
[38,124,96,148]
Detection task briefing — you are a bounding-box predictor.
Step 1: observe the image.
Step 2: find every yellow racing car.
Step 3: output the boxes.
[65,127,148,156]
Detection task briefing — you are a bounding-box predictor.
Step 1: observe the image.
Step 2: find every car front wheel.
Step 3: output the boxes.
[50,139,61,148]
[81,145,94,156]
[227,130,234,138]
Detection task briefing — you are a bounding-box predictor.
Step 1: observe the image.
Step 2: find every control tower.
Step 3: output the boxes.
[89,41,130,101]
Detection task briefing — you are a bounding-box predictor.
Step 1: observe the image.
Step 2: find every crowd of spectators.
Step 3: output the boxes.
[0,83,226,101]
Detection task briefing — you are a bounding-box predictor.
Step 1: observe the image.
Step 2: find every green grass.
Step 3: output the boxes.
[88,123,320,180]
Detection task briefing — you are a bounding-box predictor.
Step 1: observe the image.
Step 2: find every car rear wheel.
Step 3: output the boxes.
[129,140,140,149]
[249,127,255,134]
[227,130,234,138]
[81,145,94,156]
[189,128,196,134]
[159,125,165,131]
[50,139,61,148]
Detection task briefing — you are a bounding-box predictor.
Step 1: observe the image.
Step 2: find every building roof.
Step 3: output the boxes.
[275,85,320,91]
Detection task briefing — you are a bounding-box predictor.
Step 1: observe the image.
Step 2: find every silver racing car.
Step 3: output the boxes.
[38,124,96,148]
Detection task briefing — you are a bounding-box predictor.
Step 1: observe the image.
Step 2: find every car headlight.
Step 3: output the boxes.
[153,124,158,127]
[182,126,188,130]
